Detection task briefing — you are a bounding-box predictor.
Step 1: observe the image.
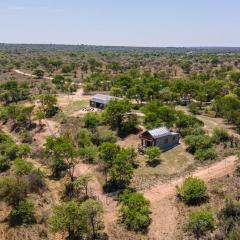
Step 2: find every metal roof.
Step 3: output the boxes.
[148,127,175,139]
[90,94,121,104]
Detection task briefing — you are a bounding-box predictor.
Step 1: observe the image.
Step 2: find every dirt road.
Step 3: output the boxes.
[73,156,237,240]
[13,69,53,80]
[143,155,237,240]
[73,163,118,234]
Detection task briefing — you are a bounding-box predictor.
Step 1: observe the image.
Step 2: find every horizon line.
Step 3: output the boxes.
[1,42,240,49]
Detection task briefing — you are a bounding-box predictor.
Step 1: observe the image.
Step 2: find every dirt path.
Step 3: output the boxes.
[73,156,238,240]
[142,155,237,240]
[74,163,118,234]
[13,69,53,80]
[32,119,59,147]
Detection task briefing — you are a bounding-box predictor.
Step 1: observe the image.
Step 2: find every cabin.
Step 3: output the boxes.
[89,94,122,109]
[139,127,179,151]
[178,97,191,106]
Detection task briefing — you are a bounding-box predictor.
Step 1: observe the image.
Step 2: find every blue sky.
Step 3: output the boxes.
[0,0,239,47]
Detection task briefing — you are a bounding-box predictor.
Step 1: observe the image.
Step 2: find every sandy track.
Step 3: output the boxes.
[143,155,237,240]
[74,156,237,240]
[13,69,53,80]
[74,163,118,234]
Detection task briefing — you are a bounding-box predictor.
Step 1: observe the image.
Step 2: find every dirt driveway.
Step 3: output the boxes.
[142,155,237,240]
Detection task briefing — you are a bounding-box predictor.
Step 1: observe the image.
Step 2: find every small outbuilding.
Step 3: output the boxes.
[89,94,121,109]
[139,126,179,151]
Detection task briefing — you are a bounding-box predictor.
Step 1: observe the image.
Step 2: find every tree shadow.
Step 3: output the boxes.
[147,159,161,168]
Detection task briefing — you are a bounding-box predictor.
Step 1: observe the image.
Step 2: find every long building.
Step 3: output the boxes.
[90,94,122,109]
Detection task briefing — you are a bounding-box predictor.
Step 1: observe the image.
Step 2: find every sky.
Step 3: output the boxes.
[0,0,240,47]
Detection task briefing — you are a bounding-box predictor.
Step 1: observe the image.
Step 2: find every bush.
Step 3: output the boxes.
[19,131,33,144]
[186,209,214,239]
[83,112,101,129]
[28,169,46,192]
[9,200,36,226]
[79,145,98,163]
[118,190,150,232]
[227,227,240,240]
[0,176,29,207]
[0,156,10,172]
[212,127,229,144]
[185,134,213,153]
[145,146,161,162]
[218,199,240,234]
[177,176,207,205]
[181,126,205,137]
[14,158,33,175]
[188,103,199,115]
[92,129,117,145]
[195,148,217,161]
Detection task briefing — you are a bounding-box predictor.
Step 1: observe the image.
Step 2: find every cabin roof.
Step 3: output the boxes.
[147,127,178,139]
[90,94,121,104]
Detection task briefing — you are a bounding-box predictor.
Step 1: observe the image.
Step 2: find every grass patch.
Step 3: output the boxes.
[61,100,89,115]
[132,144,194,189]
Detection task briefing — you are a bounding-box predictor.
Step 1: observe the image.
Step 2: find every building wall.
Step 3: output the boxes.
[90,100,106,109]
[154,134,179,149]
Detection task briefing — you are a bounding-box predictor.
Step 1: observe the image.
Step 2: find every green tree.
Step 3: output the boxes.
[177,176,207,205]
[49,199,103,239]
[73,174,92,199]
[49,201,86,239]
[185,134,212,154]
[39,94,58,118]
[109,150,134,188]
[83,112,101,130]
[80,199,104,238]
[118,190,150,232]
[104,99,132,130]
[44,135,78,180]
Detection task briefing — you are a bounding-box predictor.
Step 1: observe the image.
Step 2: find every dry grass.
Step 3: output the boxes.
[176,169,240,240]
[60,99,89,115]
[132,144,194,190]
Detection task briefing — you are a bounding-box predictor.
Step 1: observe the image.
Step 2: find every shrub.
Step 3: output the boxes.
[118,190,150,232]
[212,127,229,144]
[79,145,98,163]
[177,177,207,205]
[28,169,46,192]
[19,131,33,144]
[186,209,214,239]
[227,227,240,240]
[0,156,10,172]
[145,147,161,162]
[181,126,205,137]
[92,129,117,145]
[185,134,212,153]
[83,112,101,129]
[14,158,33,175]
[195,148,217,161]
[0,176,29,207]
[218,199,240,234]
[188,103,199,115]
[9,200,36,226]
